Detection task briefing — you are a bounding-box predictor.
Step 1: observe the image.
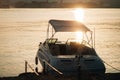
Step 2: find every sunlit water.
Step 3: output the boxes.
[0,8,120,77]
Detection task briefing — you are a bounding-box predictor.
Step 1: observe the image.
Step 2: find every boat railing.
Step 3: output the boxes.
[24,60,62,75]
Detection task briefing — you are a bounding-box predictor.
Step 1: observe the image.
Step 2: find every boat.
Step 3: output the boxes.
[35,19,106,77]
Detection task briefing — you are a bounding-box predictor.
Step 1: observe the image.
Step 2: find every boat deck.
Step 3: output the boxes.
[48,42,95,56]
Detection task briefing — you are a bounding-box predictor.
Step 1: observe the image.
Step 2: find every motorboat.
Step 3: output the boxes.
[35,19,106,77]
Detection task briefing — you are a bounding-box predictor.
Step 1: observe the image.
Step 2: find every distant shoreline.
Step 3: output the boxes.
[12,3,120,8]
[0,2,120,8]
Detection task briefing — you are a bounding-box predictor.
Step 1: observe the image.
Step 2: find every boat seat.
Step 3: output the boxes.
[59,44,66,55]
[49,44,60,56]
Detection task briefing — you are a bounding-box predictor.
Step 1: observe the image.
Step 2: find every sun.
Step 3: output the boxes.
[73,8,84,22]
[76,31,83,43]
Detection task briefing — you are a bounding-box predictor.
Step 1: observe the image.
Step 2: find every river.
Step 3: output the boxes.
[0,8,120,77]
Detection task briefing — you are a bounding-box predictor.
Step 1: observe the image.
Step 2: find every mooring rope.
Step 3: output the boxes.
[43,60,63,75]
[102,60,120,72]
[25,60,39,76]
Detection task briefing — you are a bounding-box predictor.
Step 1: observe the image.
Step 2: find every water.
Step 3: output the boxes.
[0,8,120,77]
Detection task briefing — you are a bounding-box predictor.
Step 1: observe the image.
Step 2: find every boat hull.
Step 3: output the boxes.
[36,50,105,76]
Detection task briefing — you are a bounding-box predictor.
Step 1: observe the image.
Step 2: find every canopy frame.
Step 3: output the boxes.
[46,19,94,48]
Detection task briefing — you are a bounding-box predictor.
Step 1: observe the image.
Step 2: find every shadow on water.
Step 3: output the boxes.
[0,72,120,80]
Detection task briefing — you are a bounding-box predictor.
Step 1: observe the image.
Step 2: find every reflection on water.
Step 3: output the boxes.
[73,8,84,22]
[0,8,120,77]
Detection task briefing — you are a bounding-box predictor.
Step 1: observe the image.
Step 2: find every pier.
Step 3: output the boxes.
[0,60,120,80]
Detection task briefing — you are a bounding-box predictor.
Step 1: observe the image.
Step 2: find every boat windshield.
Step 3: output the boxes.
[48,31,92,47]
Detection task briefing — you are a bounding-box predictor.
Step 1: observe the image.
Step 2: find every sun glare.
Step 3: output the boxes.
[73,8,84,22]
[76,31,83,43]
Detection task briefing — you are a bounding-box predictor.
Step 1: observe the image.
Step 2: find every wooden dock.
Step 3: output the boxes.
[0,72,120,80]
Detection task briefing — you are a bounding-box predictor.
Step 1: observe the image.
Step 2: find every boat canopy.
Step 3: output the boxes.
[49,19,90,32]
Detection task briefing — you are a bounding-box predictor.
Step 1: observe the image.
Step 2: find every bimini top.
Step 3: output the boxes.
[49,19,90,32]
